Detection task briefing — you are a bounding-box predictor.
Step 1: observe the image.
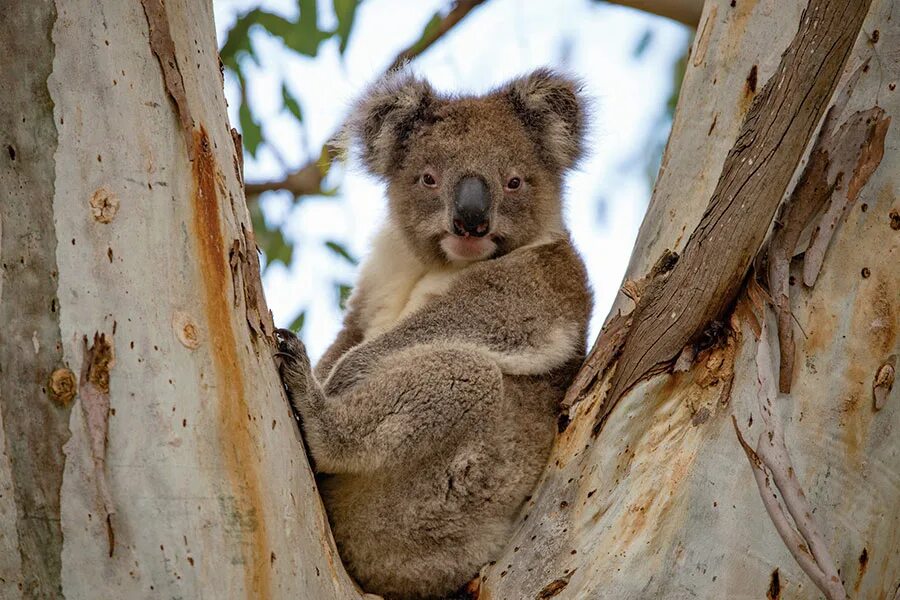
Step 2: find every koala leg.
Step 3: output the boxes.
[278,333,503,475]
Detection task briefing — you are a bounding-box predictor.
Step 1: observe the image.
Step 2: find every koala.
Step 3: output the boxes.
[276,68,592,600]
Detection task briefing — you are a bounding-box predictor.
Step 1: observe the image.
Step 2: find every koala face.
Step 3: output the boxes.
[348,69,586,264]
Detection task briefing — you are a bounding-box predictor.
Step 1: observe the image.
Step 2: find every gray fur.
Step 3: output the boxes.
[277,68,591,600]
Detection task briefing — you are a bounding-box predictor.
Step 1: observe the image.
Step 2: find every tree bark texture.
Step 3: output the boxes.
[1,0,896,599]
[0,0,364,598]
[478,0,898,598]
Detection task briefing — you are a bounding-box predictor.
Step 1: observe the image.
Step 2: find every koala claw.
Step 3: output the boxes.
[273,328,315,416]
[274,328,309,364]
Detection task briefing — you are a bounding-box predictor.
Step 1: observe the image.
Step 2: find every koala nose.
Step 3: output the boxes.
[453,176,491,237]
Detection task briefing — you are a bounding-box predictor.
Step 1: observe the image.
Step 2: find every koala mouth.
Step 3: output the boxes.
[439,232,497,262]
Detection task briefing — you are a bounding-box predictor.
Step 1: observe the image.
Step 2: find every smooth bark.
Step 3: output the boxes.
[479,1,898,598]
[1,0,363,597]
[1,0,896,599]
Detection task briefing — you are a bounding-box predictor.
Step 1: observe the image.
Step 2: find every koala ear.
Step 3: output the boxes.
[502,68,586,171]
[345,71,436,178]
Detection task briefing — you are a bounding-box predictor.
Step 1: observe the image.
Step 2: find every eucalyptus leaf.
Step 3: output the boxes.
[249,201,294,267]
[335,283,353,309]
[239,99,263,158]
[220,9,263,70]
[282,84,304,123]
[325,240,357,265]
[288,311,306,333]
[222,5,331,69]
[277,0,332,56]
[332,0,361,54]
[632,29,654,59]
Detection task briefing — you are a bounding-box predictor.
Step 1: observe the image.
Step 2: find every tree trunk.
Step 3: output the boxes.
[1,1,363,597]
[477,0,898,598]
[1,2,896,600]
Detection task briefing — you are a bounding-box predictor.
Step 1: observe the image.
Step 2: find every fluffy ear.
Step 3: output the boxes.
[345,71,436,178]
[502,68,587,171]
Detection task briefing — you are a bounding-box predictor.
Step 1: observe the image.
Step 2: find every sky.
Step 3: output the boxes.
[212,0,690,359]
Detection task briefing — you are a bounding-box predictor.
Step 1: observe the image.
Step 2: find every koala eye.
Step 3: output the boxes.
[421,172,437,188]
[505,176,522,191]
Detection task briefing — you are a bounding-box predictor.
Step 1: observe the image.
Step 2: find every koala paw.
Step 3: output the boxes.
[274,328,313,420]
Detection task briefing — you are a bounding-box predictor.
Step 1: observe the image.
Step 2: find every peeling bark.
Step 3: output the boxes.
[607,0,873,411]
[766,60,890,392]
[733,309,845,600]
[801,110,889,286]
[478,1,899,598]
[141,0,194,158]
[1,0,362,596]
[2,0,897,598]
[78,333,116,557]
[0,2,70,597]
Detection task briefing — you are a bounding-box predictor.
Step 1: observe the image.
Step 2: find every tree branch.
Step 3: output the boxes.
[601,0,873,415]
[384,0,487,73]
[602,0,704,27]
[243,0,488,199]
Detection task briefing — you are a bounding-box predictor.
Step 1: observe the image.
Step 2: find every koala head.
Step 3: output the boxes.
[347,68,587,264]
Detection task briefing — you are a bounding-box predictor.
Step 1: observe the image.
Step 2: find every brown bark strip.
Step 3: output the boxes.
[192,127,271,598]
[767,96,889,392]
[142,0,194,159]
[243,0,487,198]
[237,223,275,343]
[607,0,704,27]
[603,0,873,416]
[230,127,244,186]
[873,356,896,410]
[765,62,863,393]
[734,313,847,600]
[0,2,71,596]
[78,333,116,557]
[563,249,678,413]
[561,311,631,412]
[802,110,889,286]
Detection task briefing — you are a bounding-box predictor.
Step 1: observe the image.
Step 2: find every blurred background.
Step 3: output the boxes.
[212,0,692,360]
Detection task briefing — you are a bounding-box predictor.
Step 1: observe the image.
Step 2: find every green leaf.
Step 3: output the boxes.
[288,311,306,333]
[220,6,331,69]
[281,84,304,123]
[335,283,353,309]
[332,0,361,54]
[249,202,294,267]
[268,229,294,266]
[407,12,442,57]
[239,99,263,158]
[220,8,271,70]
[666,40,690,118]
[273,0,332,57]
[220,12,254,71]
[632,28,654,59]
[315,143,334,180]
[325,240,357,265]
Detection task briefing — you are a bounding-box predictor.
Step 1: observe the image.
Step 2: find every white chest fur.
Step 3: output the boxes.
[354,225,467,341]
[350,226,582,376]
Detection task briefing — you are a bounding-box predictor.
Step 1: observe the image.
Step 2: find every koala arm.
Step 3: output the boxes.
[324,242,589,396]
[277,329,501,474]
